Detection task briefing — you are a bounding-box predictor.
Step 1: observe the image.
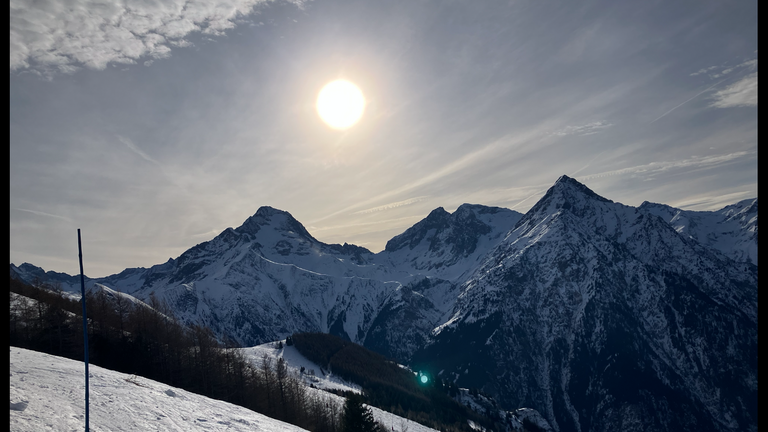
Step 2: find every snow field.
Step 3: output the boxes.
[10,346,438,432]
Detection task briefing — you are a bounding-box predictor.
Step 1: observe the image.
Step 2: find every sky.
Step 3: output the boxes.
[10,343,439,432]
[10,0,758,278]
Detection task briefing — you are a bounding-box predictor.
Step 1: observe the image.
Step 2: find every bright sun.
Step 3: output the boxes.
[316,80,365,130]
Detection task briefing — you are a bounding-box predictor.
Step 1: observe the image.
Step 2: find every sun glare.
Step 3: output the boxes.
[316,80,365,130]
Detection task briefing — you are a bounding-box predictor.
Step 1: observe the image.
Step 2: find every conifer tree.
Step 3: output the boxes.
[341,394,379,432]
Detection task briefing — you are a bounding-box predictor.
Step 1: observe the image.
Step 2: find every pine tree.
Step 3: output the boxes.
[341,394,379,432]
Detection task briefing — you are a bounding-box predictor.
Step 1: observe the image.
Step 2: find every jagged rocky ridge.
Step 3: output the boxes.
[409,176,757,432]
[11,176,757,432]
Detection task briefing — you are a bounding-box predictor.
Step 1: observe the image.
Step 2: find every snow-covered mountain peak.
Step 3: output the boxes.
[380,204,522,281]
[235,206,315,240]
[385,205,521,254]
[386,206,474,253]
[551,175,611,202]
[721,198,757,224]
[513,175,621,239]
[638,197,758,263]
[454,203,513,224]
[521,176,611,223]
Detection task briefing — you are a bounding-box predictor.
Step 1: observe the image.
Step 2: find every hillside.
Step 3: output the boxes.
[241,334,551,432]
[10,346,311,432]
[8,279,507,432]
[290,332,498,431]
[10,345,441,432]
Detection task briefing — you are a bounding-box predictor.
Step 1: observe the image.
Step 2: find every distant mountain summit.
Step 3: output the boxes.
[515,175,612,228]
[384,203,522,279]
[639,198,757,264]
[11,176,757,432]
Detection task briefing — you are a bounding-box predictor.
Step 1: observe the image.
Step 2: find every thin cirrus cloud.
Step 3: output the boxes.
[117,135,161,166]
[690,58,757,79]
[649,79,725,124]
[686,57,757,108]
[577,151,754,182]
[353,197,428,215]
[14,208,73,222]
[649,57,756,124]
[9,0,299,74]
[709,73,758,108]
[551,121,612,137]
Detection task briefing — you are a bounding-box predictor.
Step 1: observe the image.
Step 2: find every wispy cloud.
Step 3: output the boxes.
[551,121,612,136]
[649,79,725,124]
[117,136,161,166]
[577,151,754,181]
[309,215,424,233]
[709,73,757,108]
[689,66,718,77]
[309,124,554,225]
[10,0,299,74]
[14,208,72,222]
[310,139,503,224]
[652,57,757,122]
[190,228,223,238]
[671,190,755,211]
[508,187,551,211]
[690,58,757,79]
[353,197,428,215]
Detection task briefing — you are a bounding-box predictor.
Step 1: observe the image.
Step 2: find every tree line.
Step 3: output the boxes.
[9,277,529,432]
[9,277,345,431]
[291,332,498,432]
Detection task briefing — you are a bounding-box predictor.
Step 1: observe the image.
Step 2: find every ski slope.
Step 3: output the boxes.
[10,346,438,432]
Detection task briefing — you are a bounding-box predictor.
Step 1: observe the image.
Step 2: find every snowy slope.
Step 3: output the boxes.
[240,341,363,394]
[639,198,757,264]
[238,341,441,432]
[10,346,439,432]
[379,204,523,281]
[72,206,404,348]
[10,346,310,432]
[239,340,554,432]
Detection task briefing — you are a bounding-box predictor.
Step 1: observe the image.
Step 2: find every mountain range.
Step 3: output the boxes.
[10,175,757,432]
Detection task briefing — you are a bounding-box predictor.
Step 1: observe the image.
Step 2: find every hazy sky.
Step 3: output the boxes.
[10,0,757,278]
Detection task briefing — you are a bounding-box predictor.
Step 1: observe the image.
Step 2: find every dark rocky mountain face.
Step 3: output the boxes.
[11,176,757,432]
[410,177,757,432]
[364,203,524,361]
[363,276,455,363]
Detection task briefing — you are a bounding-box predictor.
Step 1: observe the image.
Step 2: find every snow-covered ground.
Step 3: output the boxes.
[10,346,438,432]
[239,342,363,395]
[239,341,439,432]
[10,346,309,432]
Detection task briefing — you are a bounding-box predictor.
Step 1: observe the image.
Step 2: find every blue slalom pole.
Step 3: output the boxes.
[78,229,89,432]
